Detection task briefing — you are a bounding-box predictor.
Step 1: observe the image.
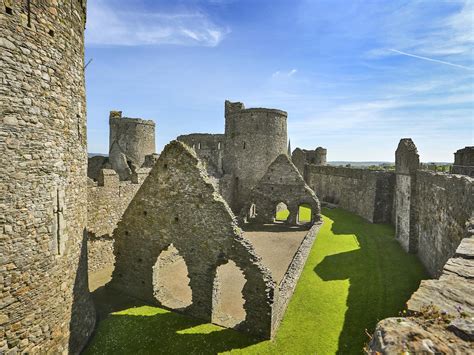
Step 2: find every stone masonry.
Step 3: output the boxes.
[394,138,420,253]
[178,100,288,214]
[109,141,276,339]
[241,154,321,225]
[0,0,95,353]
[452,146,474,177]
[108,111,156,180]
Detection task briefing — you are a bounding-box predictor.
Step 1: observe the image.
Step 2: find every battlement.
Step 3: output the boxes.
[109,111,155,126]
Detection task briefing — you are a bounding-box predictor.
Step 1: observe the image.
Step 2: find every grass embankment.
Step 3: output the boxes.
[85,208,427,354]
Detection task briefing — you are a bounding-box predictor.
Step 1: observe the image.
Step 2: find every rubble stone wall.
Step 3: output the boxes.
[86,169,147,273]
[305,165,394,223]
[415,171,474,276]
[110,141,276,339]
[177,133,225,176]
[0,0,95,353]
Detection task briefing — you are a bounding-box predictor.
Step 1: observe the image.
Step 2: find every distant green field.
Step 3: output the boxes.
[85,208,427,355]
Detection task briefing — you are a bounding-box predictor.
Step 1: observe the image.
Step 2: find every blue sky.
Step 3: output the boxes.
[85,0,473,162]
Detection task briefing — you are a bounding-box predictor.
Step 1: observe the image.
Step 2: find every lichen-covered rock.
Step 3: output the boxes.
[368,317,472,354]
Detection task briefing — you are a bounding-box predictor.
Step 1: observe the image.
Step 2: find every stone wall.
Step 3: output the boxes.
[177,133,225,176]
[394,139,420,253]
[305,165,394,223]
[452,146,474,177]
[291,147,327,175]
[87,169,148,273]
[109,141,276,339]
[271,223,322,335]
[0,1,95,353]
[415,171,474,276]
[241,154,321,225]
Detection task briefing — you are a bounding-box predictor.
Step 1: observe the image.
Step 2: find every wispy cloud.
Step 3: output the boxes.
[272,69,297,78]
[86,0,229,47]
[388,49,474,71]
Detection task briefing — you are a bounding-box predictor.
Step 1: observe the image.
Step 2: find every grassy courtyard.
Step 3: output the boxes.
[85,208,427,354]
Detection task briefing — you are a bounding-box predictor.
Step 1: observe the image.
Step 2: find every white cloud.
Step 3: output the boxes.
[85,0,230,47]
[272,69,297,78]
[369,0,473,64]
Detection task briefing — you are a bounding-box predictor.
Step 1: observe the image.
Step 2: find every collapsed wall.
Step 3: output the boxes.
[0,1,95,353]
[305,165,394,223]
[109,141,276,338]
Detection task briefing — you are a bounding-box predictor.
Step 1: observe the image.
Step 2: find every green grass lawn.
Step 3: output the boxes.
[85,208,427,354]
[275,205,311,222]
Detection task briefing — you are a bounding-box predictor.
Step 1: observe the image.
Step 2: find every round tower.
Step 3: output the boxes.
[223,100,288,212]
[109,111,156,180]
[1,1,95,353]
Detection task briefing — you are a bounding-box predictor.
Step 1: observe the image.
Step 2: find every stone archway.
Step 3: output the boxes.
[152,244,193,310]
[211,260,247,328]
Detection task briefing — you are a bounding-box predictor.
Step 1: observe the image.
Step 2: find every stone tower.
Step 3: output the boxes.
[0,1,95,353]
[223,100,288,212]
[109,111,156,180]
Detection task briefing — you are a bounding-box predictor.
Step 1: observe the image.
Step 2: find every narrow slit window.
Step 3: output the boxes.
[5,6,13,15]
[27,0,32,27]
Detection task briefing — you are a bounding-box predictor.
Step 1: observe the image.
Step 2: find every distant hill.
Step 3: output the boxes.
[328,161,392,167]
[88,153,108,158]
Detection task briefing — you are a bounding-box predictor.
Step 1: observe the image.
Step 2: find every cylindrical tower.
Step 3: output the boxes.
[109,111,156,180]
[223,100,288,212]
[1,0,95,353]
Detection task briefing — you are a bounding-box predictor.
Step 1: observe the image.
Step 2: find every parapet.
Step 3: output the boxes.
[224,100,287,118]
[109,111,155,126]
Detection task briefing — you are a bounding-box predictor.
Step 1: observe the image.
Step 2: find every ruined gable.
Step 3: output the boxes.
[109,141,275,338]
[241,154,321,225]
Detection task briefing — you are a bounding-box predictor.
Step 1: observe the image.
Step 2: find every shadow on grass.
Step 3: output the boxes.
[315,208,428,354]
[84,286,259,354]
[84,307,258,355]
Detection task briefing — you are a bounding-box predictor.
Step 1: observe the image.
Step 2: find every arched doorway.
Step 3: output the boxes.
[275,202,290,222]
[212,260,247,328]
[152,244,193,310]
[297,203,312,224]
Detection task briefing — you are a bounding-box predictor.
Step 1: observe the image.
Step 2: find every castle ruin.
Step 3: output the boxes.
[1,1,473,353]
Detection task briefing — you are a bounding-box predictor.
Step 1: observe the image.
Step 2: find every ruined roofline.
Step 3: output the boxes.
[109,111,155,126]
[177,133,225,138]
[226,107,288,117]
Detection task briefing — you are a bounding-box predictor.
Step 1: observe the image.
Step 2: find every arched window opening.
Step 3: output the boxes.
[249,203,257,219]
[297,204,312,224]
[275,202,290,222]
[212,260,247,328]
[152,244,192,310]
